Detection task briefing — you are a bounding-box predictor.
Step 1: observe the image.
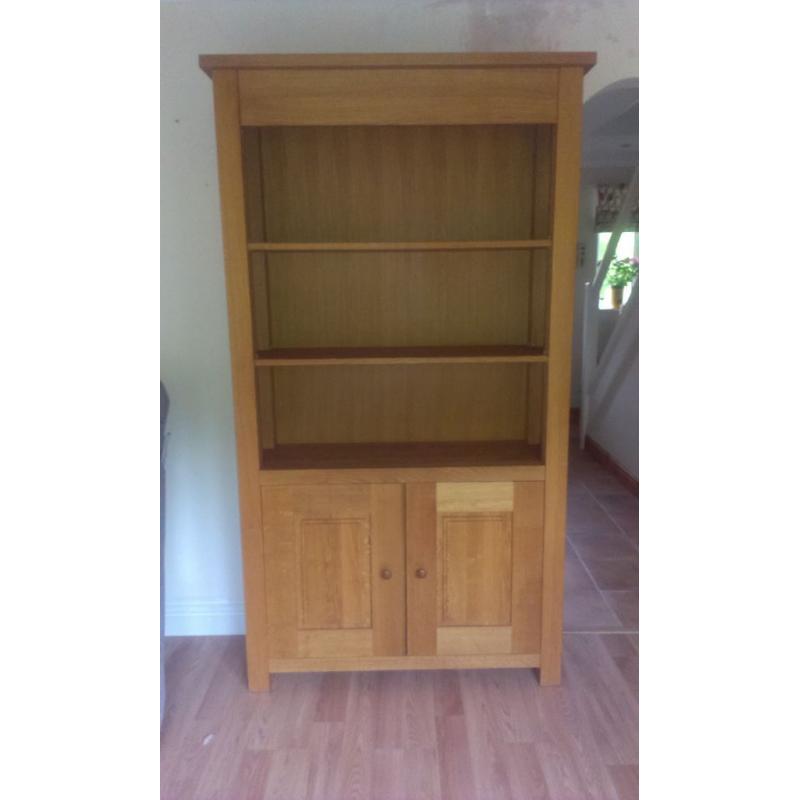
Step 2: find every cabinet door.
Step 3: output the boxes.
[262,484,405,659]
[406,482,544,657]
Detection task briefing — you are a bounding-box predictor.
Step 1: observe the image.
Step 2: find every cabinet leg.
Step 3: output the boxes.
[247,668,271,693]
[538,651,562,686]
[244,637,271,692]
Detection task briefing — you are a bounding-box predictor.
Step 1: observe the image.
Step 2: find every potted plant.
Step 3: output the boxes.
[606,257,639,309]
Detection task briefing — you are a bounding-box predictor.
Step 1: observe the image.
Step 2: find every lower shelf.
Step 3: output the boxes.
[262,440,543,470]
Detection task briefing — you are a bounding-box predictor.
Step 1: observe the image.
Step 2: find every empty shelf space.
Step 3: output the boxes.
[261,440,543,471]
[255,345,547,366]
[247,240,551,253]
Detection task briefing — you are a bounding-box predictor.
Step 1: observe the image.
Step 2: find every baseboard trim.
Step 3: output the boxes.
[165,600,245,636]
[583,435,638,497]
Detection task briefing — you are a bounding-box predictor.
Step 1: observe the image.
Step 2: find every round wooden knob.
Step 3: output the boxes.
[380,568,392,580]
[415,568,428,579]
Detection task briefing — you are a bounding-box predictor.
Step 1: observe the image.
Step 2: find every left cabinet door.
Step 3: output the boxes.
[261,484,406,659]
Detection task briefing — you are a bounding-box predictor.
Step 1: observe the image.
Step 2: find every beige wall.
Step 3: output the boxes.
[161,0,639,634]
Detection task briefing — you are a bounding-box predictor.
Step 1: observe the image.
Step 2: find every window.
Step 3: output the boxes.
[596,231,639,309]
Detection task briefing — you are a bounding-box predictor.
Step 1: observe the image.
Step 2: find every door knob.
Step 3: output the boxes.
[415,568,427,579]
[380,568,392,580]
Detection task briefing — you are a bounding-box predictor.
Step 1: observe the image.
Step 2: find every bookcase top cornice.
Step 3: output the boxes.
[199,51,596,77]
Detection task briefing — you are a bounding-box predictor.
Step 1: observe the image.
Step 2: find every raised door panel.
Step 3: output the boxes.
[297,518,371,630]
[262,484,405,659]
[439,514,512,626]
[407,481,544,657]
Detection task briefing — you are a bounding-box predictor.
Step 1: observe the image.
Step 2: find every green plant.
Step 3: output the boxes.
[606,256,639,288]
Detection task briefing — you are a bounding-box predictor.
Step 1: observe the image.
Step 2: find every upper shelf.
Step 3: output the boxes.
[247,240,552,253]
[255,345,547,367]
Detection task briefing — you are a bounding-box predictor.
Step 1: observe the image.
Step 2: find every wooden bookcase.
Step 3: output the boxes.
[200,52,595,691]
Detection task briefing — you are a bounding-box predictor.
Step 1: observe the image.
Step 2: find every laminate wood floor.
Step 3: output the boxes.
[162,441,638,799]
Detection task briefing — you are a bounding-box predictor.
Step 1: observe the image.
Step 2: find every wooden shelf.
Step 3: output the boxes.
[255,345,547,367]
[247,240,551,253]
[262,441,543,471]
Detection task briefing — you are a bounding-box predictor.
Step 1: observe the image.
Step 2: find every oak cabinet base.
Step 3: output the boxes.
[259,480,547,685]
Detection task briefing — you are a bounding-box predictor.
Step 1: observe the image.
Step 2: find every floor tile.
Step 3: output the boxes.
[601,590,638,630]
[570,530,637,561]
[563,588,623,632]
[567,481,591,500]
[609,510,638,542]
[566,494,618,534]
[583,475,632,496]
[564,548,596,592]
[579,555,638,591]
[594,492,638,516]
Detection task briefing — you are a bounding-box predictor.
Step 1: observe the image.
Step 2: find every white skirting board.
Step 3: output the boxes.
[165,600,245,636]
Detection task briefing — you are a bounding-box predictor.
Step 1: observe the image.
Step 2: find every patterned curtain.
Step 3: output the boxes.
[596,184,639,231]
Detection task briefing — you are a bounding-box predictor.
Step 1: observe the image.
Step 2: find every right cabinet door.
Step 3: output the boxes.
[406,481,545,657]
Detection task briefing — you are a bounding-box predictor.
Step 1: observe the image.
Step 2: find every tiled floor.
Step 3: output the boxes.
[161,440,638,799]
[564,438,638,635]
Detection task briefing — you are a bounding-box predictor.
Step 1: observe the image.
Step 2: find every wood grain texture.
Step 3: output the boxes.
[270,653,538,673]
[511,482,545,654]
[297,518,372,630]
[406,483,438,656]
[241,129,271,352]
[438,514,513,626]
[242,124,552,455]
[527,364,546,446]
[261,441,542,471]
[255,367,276,450]
[529,125,554,349]
[247,240,551,252]
[539,68,584,685]
[403,480,544,660]
[436,482,514,513]
[297,630,374,658]
[207,53,591,690]
[256,126,536,242]
[527,126,553,446]
[436,626,512,655]
[261,485,301,659]
[262,251,536,350]
[270,364,529,444]
[242,130,276,450]
[260,462,547,486]
[528,125,555,444]
[261,485,405,660]
[238,68,558,125]
[369,484,406,656]
[211,70,269,691]
[199,51,598,75]
[255,346,547,366]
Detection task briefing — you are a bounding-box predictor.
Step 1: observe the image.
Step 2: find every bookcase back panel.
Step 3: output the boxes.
[270,364,534,444]
[246,125,549,242]
[264,250,533,348]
